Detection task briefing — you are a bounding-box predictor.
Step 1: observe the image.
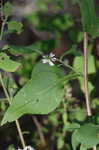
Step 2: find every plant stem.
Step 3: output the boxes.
[83,32,92,116]
[32,116,46,147]
[83,32,96,150]
[0,2,26,147]
[0,18,7,41]
[15,120,26,148]
[57,59,82,76]
[0,73,26,149]
[0,0,7,41]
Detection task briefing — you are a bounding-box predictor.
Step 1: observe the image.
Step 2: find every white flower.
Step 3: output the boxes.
[49,53,57,62]
[24,146,35,150]
[18,146,36,150]
[42,53,56,66]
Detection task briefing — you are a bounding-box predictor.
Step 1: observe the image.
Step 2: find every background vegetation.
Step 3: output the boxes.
[0,0,99,150]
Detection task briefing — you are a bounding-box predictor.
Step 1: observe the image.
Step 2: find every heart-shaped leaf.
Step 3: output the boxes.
[72,123,99,150]
[1,63,65,124]
[2,62,79,125]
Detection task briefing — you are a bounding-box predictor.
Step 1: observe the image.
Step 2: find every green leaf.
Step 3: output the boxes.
[2,63,79,124]
[32,63,80,82]
[72,123,99,150]
[1,63,65,124]
[36,0,48,11]
[7,145,15,150]
[78,76,94,94]
[62,113,68,125]
[4,2,12,17]
[31,62,65,78]
[0,53,21,72]
[73,0,99,37]
[57,136,64,149]
[73,54,95,93]
[26,13,40,26]
[9,43,43,55]
[72,130,80,150]
[80,144,87,150]
[8,21,23,34]
[65,123,80,131]
[73,108,86,121]
[73,54,95,74]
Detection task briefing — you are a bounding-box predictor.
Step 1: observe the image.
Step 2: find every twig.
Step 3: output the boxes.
[0,18,7,41]
[0,0,7,41]
[83,32,96,150]
[0,0,4,21]
[0,2,26,147]
[0,73,26,149]
[15,120,26,148]
[57,59,82,76]
[32,116,46,147]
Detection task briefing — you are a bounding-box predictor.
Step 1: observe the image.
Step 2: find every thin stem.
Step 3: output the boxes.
[0,18,7,40]
[0,0,7,41]
[57,59,82,76]
[15,120,26,148]
[32,116,46,147]
[0,74,11,104]
[0,73,26,149]
[0,3,26,147]
[83,32,92,116]
[0,0,4,21]
[83,32,96,150]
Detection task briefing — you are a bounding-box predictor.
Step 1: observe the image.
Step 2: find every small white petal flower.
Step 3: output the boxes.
[24,146,35,150]
[42,59,49,64]
[50,52,55,57]
[42,53,56,66]
[48,60,54,66]
[18,146,36,150]
[50,53,57,62]
[42,55,47,59]
[51,57,57,62]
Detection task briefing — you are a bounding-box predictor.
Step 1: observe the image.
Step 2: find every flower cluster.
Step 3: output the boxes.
[42,53,56,66]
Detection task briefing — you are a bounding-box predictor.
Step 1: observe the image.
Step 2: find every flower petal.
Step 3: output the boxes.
[24,146,36,150]
[42,59,48,64]
[50,53,55,58]
[51,57,57,62]
[42,55,47,58]
[48,60,54,66]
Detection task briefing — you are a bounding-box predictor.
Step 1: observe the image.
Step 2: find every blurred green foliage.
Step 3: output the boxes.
[0,0,99,150]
